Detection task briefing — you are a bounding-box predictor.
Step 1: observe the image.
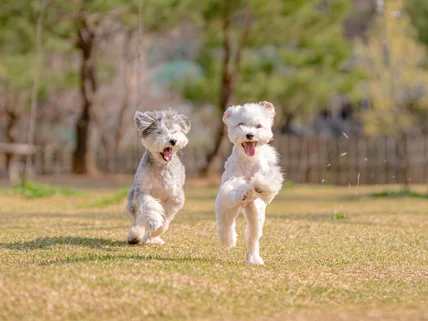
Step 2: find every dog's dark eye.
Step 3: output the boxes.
[256,124,262,129]
[238,123,244,127]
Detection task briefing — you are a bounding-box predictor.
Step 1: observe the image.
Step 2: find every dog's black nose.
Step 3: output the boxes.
[246,134,254,140]
[169,139,177,146]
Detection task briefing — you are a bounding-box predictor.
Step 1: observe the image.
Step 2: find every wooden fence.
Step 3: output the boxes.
[94,135,428,185]
[271,135,428,185]
[5,135,427,185]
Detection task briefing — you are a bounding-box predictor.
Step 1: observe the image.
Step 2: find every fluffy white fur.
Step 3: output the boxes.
[126,109,190,245]
[216,101,284,265]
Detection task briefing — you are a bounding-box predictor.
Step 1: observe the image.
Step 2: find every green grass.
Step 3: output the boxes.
[371,188,428,199]
[330,212,348,220]
[0,183,427,321]
[12,180,83,198]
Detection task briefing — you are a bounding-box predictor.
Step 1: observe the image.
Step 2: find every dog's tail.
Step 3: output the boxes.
[135,195,165,231]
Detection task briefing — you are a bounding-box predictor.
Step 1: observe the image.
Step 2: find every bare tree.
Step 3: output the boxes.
[25,0,46,180]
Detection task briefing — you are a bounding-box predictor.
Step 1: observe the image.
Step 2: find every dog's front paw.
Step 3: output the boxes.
[237,185,256,203]
[254,186,265,194]
[246,252,264,265]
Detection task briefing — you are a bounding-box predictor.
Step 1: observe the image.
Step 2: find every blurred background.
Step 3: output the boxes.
[1,0,428,187]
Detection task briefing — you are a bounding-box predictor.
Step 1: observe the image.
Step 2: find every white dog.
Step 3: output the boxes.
[126,109,190,245]
[216,101,284,265]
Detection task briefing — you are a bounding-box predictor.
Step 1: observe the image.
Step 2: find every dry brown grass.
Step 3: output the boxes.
[0,183,427,321]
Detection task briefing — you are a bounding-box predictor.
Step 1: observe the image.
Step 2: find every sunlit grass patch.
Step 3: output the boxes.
[371,189,428,199]
[86,187,128,208]
[12,180,84,198]
[0,184,427,321]
[283,180,295,189]
[330,212,349,220]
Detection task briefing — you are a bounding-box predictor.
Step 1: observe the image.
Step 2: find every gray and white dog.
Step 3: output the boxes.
[126,109,191,245]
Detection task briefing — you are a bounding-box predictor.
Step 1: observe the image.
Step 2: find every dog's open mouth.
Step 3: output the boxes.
[160,147,173,162]
[242,142,257,157]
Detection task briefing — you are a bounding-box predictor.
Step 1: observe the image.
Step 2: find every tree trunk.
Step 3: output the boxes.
[72,107,90,174]
[201,61,232,176]
[72,22,97,174]
[4,105,18,170]
[114,30,133,172]
[201,7,251,176]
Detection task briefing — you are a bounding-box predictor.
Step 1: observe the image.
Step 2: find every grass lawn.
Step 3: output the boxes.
[0,181,427,321]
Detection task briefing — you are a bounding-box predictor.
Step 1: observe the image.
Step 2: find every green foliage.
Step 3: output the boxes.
[175,49,221,105]
[0,0,81,112]
[238,0,365,122]
[175,0,363,126]
[359,0,428,136]
[0,0,41,55]
[407,0,428,46]
[13,181,83,198]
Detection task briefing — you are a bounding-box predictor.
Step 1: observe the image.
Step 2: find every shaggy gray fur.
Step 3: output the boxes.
[126,109,190,245]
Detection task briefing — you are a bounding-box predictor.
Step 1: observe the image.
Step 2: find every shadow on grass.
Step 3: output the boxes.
[1,237,235,266]
[0,236,125,250]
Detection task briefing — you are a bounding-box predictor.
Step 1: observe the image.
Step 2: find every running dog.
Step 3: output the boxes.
[215,101,283,265]
[126,109,190,245]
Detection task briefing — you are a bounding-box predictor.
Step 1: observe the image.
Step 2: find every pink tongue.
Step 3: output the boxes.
[243,142,256,157]
[162,148,172,162]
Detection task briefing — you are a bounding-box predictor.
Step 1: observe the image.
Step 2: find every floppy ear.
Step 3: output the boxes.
[134,111,156,133]
[222,105,241,125]
[178,114,191,134]
[260,101,276,117]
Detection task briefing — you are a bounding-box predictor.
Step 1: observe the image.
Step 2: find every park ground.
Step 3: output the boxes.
[0,176,427,321]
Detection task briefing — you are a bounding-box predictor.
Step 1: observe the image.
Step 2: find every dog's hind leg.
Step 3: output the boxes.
[127,194,165,244]
[127,224,145,245]
[143,220,169,244]
[126,188,145,244]
[215,177,255,248]
[216,202,240,248]
[242,198,266,265]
